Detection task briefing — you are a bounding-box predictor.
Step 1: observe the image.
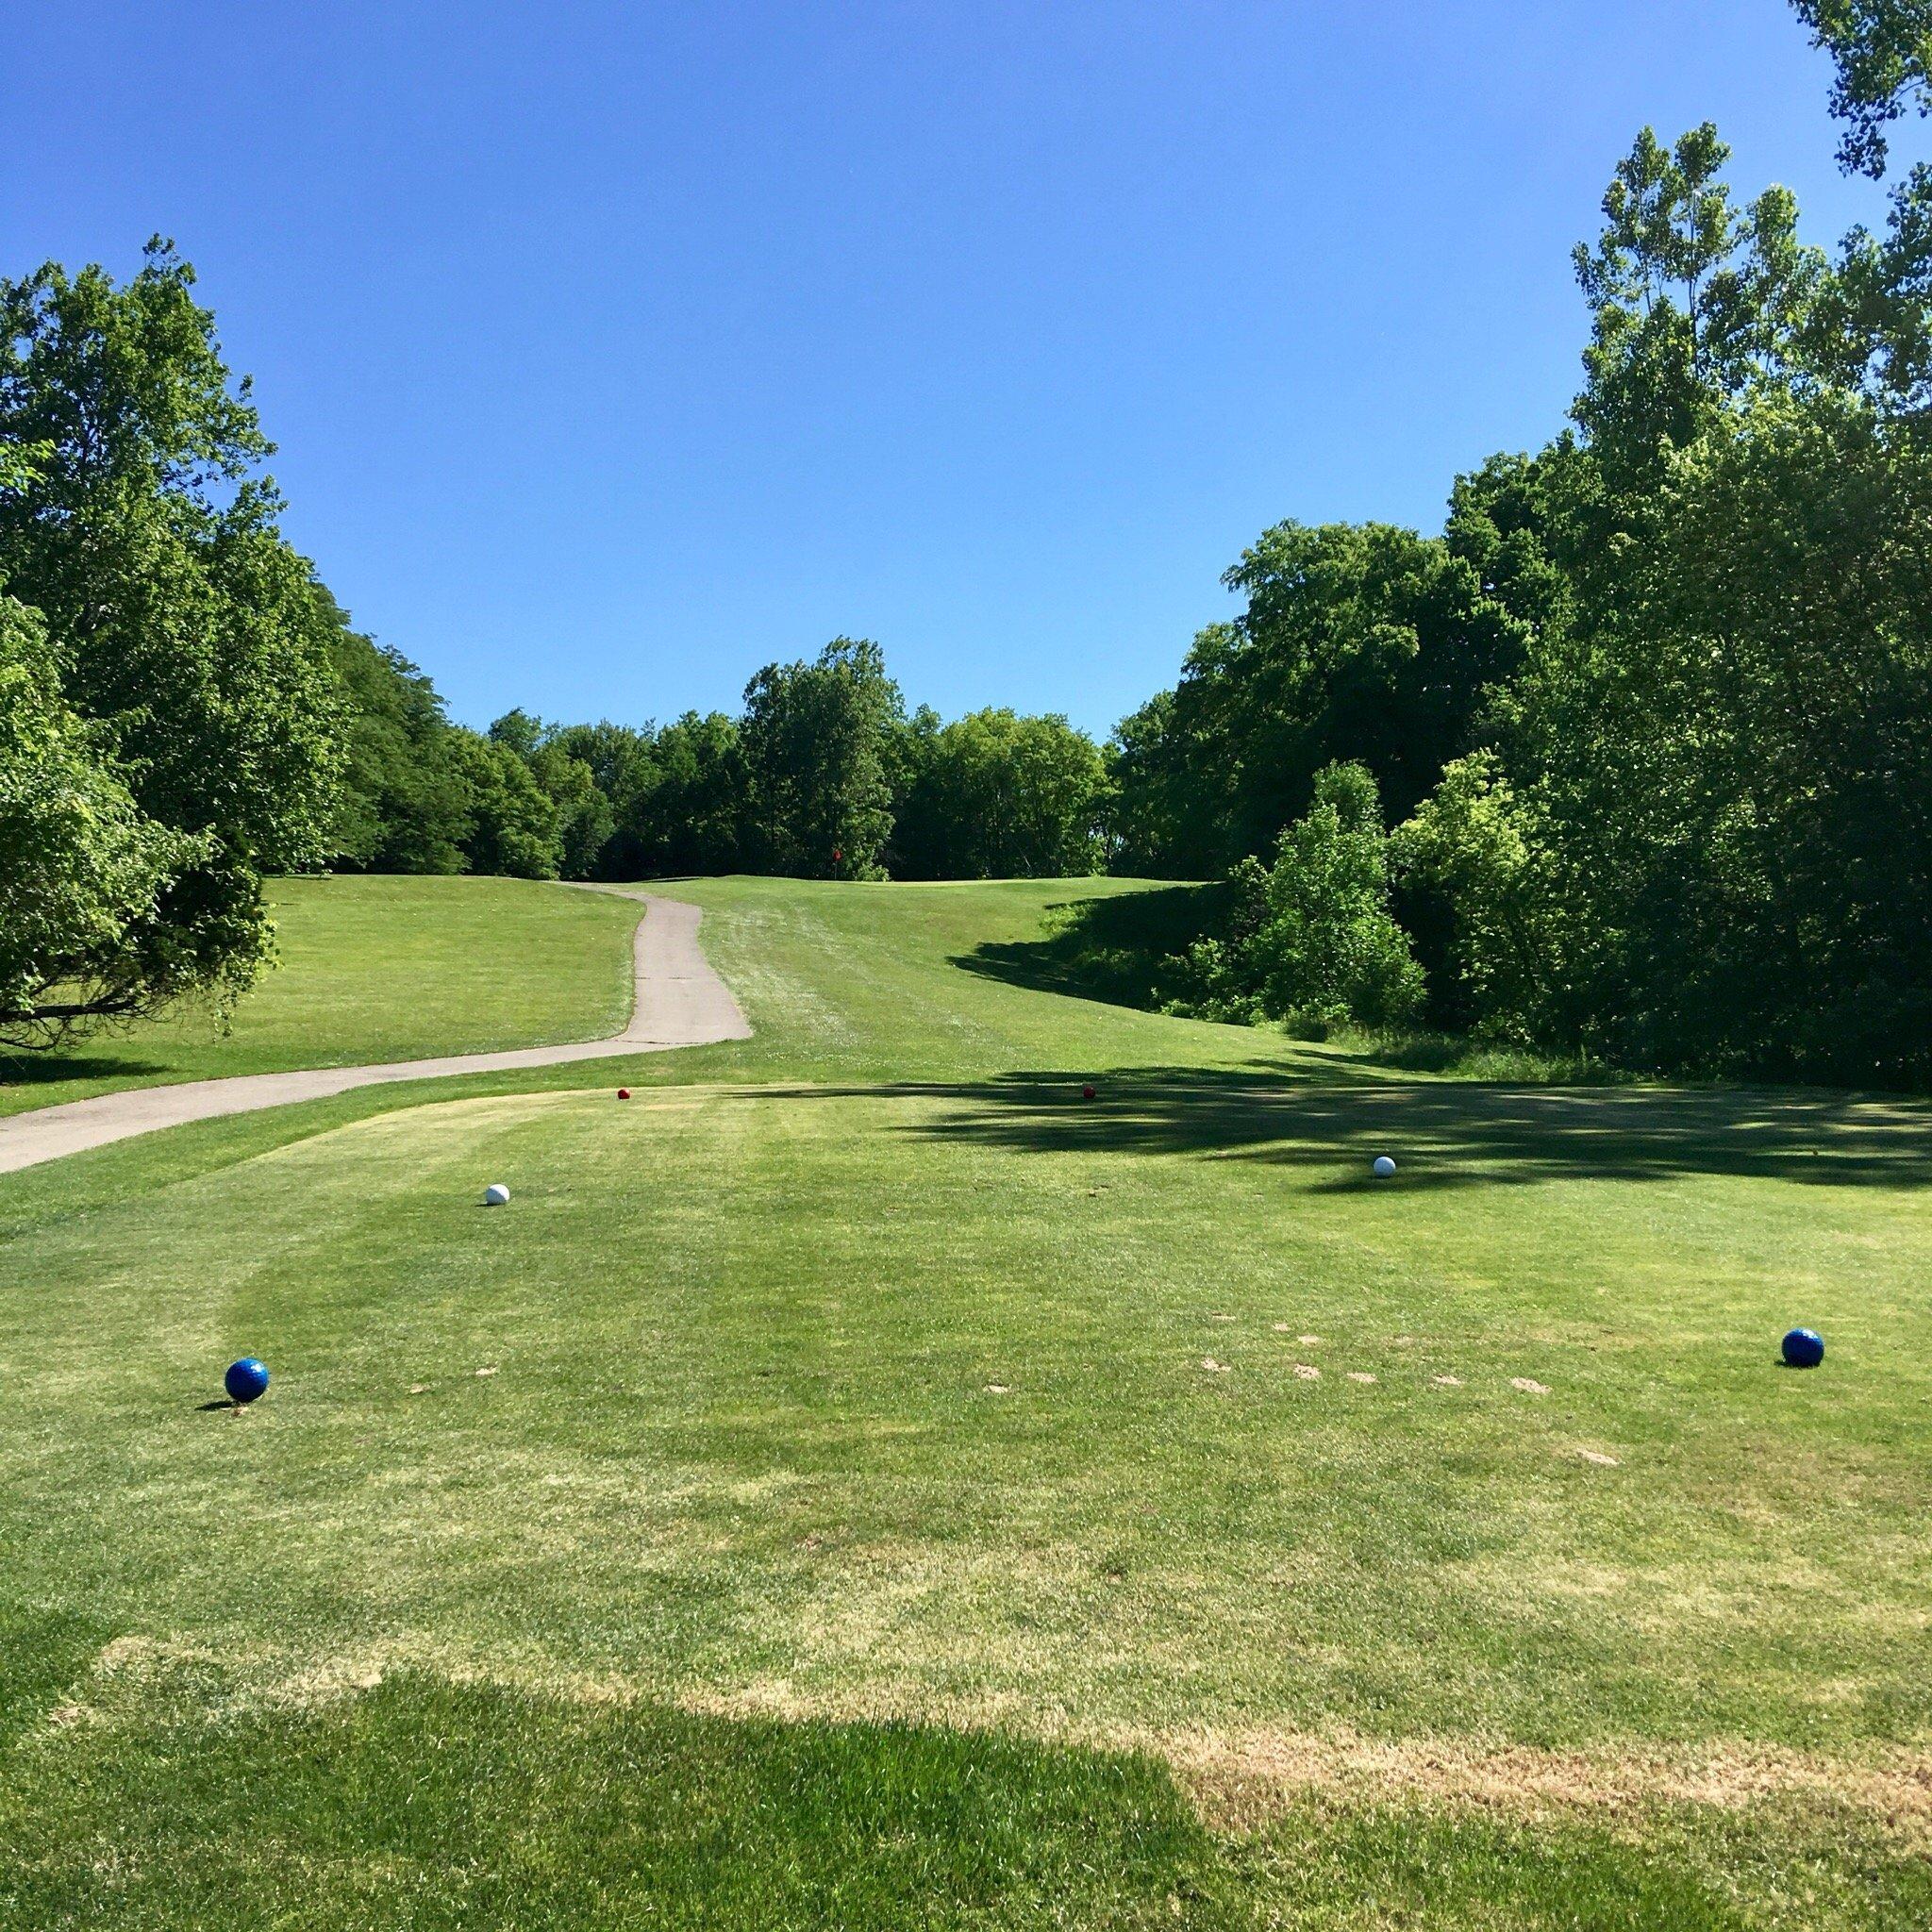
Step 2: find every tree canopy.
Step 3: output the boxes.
[0,590,205,1043]
[0,241,342,1040]
[741,639,901,879]
[1794,0,1932,175]
[1130,117,1932,1083]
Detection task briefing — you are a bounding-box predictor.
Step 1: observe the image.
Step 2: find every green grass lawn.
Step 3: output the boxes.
[3,876,1929,1927]
[0,874,644,1119]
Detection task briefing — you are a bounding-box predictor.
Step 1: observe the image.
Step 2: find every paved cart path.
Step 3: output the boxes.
[0,893,749,1176]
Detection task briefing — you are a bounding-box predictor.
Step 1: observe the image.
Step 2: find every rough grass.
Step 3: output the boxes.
[0,874,642,1119]
[2,875,1929,1926]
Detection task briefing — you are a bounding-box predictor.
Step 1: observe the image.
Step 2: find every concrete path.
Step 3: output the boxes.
[0,892,749,1177]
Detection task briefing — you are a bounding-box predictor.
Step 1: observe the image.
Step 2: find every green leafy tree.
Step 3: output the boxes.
[894,708,1107,879]
[881,704,943,872]
[1570,125,1831,500]
[448,729,562,879]
[641,712,751,875]
[0,242,342,1031]
[1794,0,1932,175]
[543,721,665,877]
[0,591,207,1043]
[531,744,614,879]
[1109,523,1527,876]
[488,711,614,880]
[1433,126,1932,1081]
[741,639,900,878]
[1390,752,1551,1040]
[1166,764,1423,1029]
[1501,391,1932,1080]
[1105,689,1204,877]
[323,591,472,874]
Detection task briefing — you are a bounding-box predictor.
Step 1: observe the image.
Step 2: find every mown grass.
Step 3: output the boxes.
[9,1674,1927,1929]
[0,874,643,1119]
[2,875,1929,1926]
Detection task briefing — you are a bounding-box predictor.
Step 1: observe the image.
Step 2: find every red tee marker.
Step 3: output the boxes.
[1082,1084,1096,1101]
[617,1088,631,1100]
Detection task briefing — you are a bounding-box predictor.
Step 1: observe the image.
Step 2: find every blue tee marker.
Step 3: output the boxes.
[1781,1327,1824,1369]
[225,1357,271,1404]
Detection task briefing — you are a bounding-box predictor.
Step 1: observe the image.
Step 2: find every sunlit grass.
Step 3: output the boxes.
[0,875,642,1119]
[3,875,1928,1925]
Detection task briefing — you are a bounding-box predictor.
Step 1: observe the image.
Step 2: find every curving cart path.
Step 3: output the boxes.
[0,892,749,1177]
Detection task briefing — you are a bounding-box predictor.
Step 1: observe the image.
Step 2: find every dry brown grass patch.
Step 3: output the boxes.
[1166,1725,1932,1840]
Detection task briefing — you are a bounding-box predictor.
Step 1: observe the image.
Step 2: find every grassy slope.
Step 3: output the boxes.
[2,876,1930,1928]
[0,875,644,1119]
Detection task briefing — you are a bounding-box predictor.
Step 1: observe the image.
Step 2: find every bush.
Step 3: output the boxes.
[1163,764,1424,1028]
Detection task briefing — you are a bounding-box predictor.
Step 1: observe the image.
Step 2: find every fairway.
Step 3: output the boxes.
[3,878,1929,1928]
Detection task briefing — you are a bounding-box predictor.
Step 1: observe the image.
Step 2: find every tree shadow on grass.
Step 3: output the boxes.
[845,1066,1932,1191]
[4,1671,1222,1929]
[950,883,1226,1013]
[0,1053,174,1092]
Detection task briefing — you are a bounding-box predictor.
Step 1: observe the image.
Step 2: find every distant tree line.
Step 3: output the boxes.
[325,625,1108,889]
[5,1,1928,1085]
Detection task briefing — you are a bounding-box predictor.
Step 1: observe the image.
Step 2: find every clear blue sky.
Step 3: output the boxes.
[7,2,1914,739]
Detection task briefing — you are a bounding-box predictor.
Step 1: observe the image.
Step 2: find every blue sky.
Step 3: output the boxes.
[8,2,1916,739]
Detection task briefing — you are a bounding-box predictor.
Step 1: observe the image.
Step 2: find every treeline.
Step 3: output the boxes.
[329,623,1107,886]
[1114,117,1932,1087]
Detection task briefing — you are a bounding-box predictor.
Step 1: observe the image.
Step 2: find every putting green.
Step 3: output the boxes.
[3,876,1929,1928]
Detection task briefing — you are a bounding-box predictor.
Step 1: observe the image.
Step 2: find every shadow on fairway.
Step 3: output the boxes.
[3,1671,1224,1929]
[870,1067,1932,1191]
[9,1651,1923,1926]
[0,1051,174,1094]
[950,883,1226,1013]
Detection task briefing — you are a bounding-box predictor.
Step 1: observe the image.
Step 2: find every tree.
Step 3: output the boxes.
[323,591,472,874]
[740,638,900,878]
[448,730,562,879]
[1569,125,1831,501]
[0,242,342,1033]
[1498,391,1932,1080]
[0,591,207,1044]
[1390,752,1551,1040]
[489,711,614,880]
[1108,522,1528,877]
[893,708,1107,879]
[1433,126,1932,1081]
[1105,689,1205,876]
[1794,0,1932,175]
[646,712,751,874]
[1164,763,1424,1029]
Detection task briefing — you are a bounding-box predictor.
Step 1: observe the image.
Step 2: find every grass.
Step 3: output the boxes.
[3,875,1929,1926]
[0,874,643,1119]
